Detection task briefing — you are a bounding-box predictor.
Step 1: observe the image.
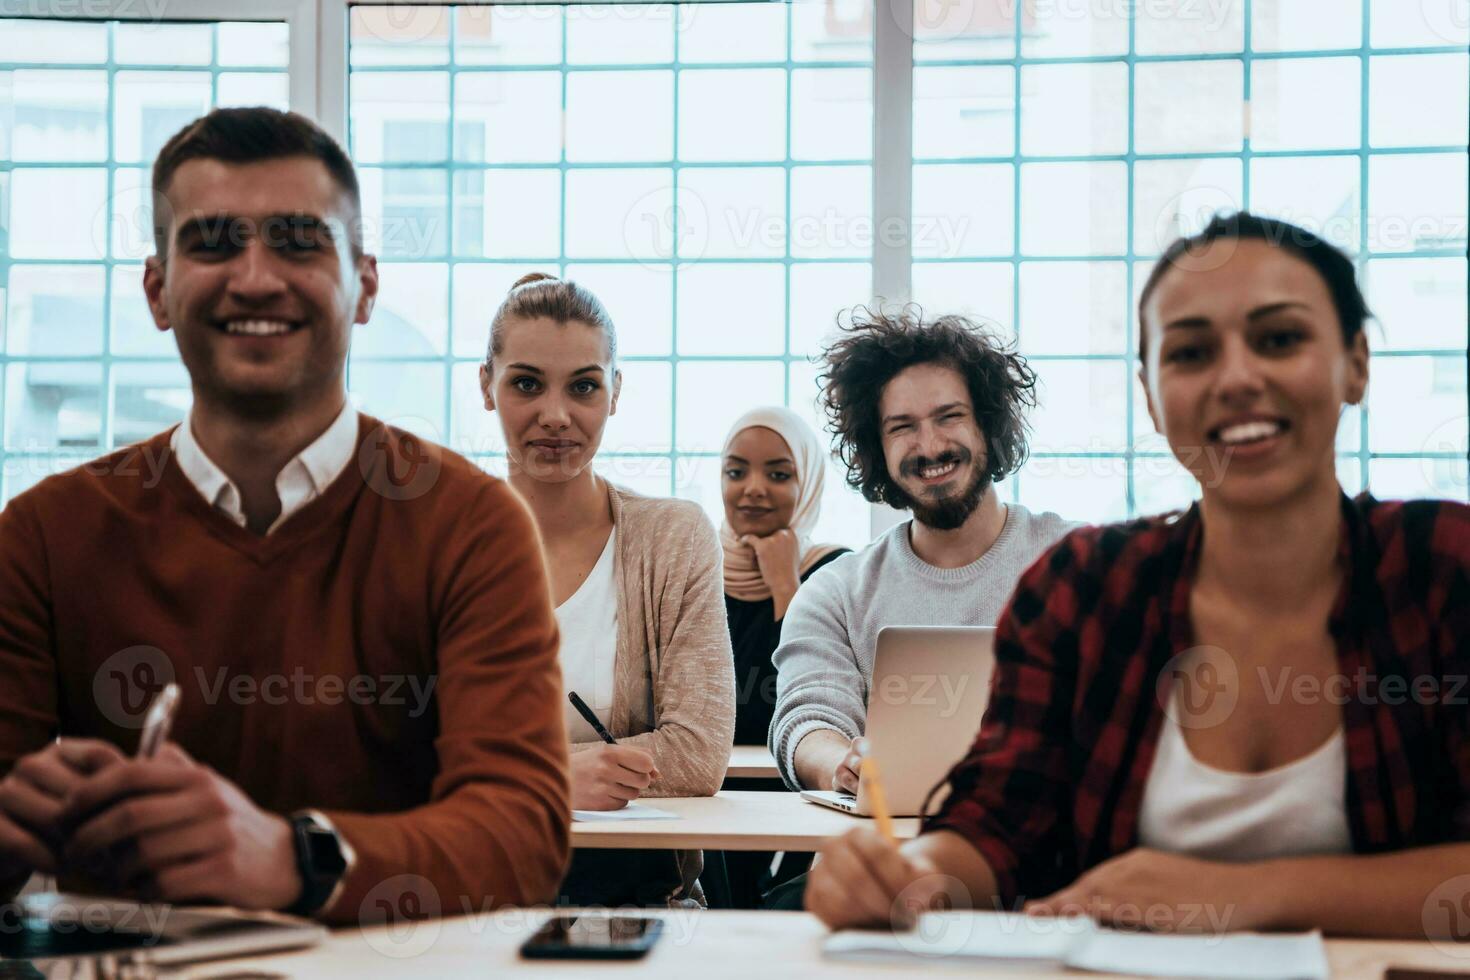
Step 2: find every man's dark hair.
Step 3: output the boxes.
[1138,211,1371,362]
[151,106,362,258]
[818,306,1038,509]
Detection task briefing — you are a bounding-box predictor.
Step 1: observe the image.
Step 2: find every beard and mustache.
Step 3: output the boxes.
[891,447,992,531]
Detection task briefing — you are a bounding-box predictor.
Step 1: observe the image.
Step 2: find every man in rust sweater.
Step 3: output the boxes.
[0,108,570,923]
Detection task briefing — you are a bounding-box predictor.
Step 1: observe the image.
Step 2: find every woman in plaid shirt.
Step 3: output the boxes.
[808,213,1470,939]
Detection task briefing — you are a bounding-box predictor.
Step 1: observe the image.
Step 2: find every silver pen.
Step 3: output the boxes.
[136,682,181,758]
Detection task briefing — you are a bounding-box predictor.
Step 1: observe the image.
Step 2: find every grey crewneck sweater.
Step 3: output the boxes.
[768,503,1077,789]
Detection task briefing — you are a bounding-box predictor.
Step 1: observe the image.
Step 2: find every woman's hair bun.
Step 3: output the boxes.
[511,271,559,292]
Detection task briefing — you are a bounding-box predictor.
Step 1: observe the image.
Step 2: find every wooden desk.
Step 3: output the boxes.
[726,745,779,780]
[571,791,919,851]
[170,909,1470,979]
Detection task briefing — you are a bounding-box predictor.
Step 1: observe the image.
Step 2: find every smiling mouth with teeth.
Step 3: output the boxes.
[220,318,301,337]
[1211,419,1289,446]
[917,461,959,480]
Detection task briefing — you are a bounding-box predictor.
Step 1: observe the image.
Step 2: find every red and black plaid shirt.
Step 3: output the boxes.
[926,493,1470,903]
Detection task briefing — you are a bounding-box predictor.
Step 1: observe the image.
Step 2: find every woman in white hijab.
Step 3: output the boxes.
[719,406,849,747]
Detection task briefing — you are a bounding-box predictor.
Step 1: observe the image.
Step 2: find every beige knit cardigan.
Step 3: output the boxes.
[567,483,735,799]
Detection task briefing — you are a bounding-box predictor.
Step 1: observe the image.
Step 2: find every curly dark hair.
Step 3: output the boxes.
[818,306,1038,508]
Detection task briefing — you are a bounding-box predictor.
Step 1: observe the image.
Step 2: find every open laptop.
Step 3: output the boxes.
[800,625,996,818]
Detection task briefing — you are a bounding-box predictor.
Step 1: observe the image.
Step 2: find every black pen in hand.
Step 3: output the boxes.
[567,691,617,745]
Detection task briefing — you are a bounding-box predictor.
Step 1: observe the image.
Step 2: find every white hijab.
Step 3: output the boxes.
[719,406,844,602]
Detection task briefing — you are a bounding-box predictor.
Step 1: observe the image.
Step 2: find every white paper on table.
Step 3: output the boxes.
[1066,929,1329,980]
[824,911,1093,965]
[571,802,679,822]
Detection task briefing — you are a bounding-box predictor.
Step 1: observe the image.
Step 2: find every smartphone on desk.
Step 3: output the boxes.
[519,914,663,960]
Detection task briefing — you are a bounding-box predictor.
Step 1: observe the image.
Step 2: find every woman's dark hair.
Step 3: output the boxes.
[486,272,618,366]
[152,107,362,258]
[1138,211,1371,364]
[818,306,1037,507]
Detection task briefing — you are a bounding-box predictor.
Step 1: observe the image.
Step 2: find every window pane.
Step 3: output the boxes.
[1135,61,1244,154]
[1134,456,1201,516]
[789,262,871,358]
[1369,458,1469,502]
[1250,58,1361,151]
[452,262,549,360]
[676,264,785,355]
[1030,360,1129,453]
[912,0,1017,60]
[566,6,675,65]
[1248,155,1361,253]
[111,265,174,358]
[910,262,1014,337]
[1251,0,1362,51]
[4,265,104,356]
[1019,456,1129,524]
[678,4,787,63]
[564,263,674,357]
[1019,63,1127,158]
[450,361,503,456]
[793,0,871,63]
[10,168,108,260]
[565,168,674,260]
[349,7,451,67]
[790,165,872,259]
[6,362,102,452]
[1364,257,1468,351]
[360,263,449,356]
[216,73,290,111]
[679,69,786,163]
[1368,355,1466,454]
[350,72,450,164]
[912,164,1014,259]
[0,20,106,64]
[348,362,447,443]
[115,23,212,66]
[218,23,291,68]
[360,167,449,260]
[454,7,562,66]
[914,65,1015,160]
[11,70,108,162]
[1367,153,1469,254]
[1133,157,1243,257]
[791,69,873,162]
[604,360,673,454]
[1369,54,1470,148]
[677,167,785,260]
[455,72,562,164]
[113,71,212,165]
[1021,162,1128,256]
[111,361,190,449]
[1018,262,1127,355]
[1022,2,1128,57]
[1135,0,1245,54]
[453,169,561,260]
[675,361,784,452]
[565,70,674,163]
[1370,0,1470,48]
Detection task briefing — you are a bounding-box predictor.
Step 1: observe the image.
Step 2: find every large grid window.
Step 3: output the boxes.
[0,18,290,502]
[1,2,1465,548]
[910,0,1470,524]
[345,4,875,543]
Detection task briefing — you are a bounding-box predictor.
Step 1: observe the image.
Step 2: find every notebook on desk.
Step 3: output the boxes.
[0,892,326,969]
[824,912,1329,980]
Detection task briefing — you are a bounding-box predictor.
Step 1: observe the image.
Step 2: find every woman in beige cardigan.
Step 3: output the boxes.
[479,272,735,905]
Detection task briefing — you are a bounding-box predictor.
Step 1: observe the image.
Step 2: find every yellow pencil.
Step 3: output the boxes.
[862,756,897,844]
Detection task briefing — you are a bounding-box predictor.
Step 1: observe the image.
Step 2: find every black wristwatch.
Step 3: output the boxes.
[286,812,351,918]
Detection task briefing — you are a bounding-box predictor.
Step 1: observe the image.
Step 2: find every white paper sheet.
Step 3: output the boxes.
[824,912,1093,964]
[571,803,679,822]
[1067,929,1329,980]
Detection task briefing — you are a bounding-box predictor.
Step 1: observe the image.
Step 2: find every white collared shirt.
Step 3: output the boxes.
[169,401,360,535]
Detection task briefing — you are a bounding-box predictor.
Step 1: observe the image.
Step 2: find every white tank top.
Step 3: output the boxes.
[555,529,619,744]
[1137,691,1352,862]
